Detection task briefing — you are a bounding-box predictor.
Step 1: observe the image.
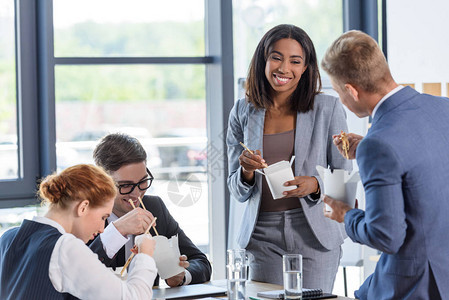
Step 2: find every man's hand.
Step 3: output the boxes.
[333,133,363,160]
[323,195,354,223]
[113,208,156,236]
[165,255,190,287]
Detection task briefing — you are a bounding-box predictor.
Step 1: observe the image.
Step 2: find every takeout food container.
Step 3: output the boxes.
[263,160,296,200]
[152,235,185,279]
[316,165,360,211]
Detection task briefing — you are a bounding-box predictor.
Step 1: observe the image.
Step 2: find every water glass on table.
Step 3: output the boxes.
[283,254,303,300]
[226,249,247,300]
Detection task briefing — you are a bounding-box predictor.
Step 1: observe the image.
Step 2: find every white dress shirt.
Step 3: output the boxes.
[102,213,132,259]
[33,216,157,300]
[372,85,404,118]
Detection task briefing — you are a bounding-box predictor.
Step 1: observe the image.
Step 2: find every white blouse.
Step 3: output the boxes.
[33,216,157,300]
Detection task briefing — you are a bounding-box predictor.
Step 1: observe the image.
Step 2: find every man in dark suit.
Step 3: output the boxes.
[89,133,211,287]
[321,30,449,299]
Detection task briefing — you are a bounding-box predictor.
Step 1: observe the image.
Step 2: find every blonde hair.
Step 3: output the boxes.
[39,164,117,209]
[321,30,393,94]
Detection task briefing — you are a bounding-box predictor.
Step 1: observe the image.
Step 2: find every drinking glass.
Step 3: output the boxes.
[283,254,303,300]
[226,249,247,300]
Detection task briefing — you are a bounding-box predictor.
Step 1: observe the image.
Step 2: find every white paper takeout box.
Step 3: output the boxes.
[316,165,360,211]
[263,160,296,200]
[152,235,185,279]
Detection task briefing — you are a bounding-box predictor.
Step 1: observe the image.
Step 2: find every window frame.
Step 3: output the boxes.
[0,0,40,207]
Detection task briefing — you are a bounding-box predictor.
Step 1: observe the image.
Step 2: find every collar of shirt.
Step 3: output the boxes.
[33,216,66,234]
[372,85,404,118]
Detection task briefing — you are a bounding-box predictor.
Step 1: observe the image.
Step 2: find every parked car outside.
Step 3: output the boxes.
[58,126,162,171]
[155,128,207,179]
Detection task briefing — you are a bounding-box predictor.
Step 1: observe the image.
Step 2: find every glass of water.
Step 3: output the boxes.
[283,254,303,300]
[226,249,247,300]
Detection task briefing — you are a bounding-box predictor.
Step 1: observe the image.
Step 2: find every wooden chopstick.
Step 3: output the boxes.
[138,196,146,210]
[239,142,268,168]
[120,217,157,276]
[151,225,159,236]
[239,142,254,155]
[137,197,158,236]
[128,199,136,209]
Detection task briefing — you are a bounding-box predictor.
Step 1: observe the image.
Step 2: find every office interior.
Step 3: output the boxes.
[1,0,448,297]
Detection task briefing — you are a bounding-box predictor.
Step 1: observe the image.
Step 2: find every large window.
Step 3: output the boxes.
[52,0,210,253]
[0,0,233,278]
[0,1,18,180]
[0,0,40,206]
[53,0,205,57]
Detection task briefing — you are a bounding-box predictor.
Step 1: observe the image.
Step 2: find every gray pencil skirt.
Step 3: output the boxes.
[246,207,341,293]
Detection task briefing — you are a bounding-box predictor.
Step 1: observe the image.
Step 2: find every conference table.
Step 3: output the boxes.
[153,279,355,299]
[211,280,354,299]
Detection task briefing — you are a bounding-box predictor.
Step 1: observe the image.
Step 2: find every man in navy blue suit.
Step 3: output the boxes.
[321,30,449,300]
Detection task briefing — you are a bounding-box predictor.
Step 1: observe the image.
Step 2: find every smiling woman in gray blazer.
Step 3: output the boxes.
[226,24,351,292]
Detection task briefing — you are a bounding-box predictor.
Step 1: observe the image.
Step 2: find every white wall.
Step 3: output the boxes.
[387,0,449,91]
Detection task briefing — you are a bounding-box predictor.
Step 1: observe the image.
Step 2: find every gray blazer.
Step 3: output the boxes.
[226,94,352,250]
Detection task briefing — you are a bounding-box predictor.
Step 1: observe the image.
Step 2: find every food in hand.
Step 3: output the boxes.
[340,131,350,159]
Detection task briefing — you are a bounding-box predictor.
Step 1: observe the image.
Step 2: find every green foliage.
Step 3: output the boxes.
[54,21,204,57]
[3,2,344,105]
[55,64,205,102]
[54,21,205,102]
[0,61,15,102]
[0,60,16,131]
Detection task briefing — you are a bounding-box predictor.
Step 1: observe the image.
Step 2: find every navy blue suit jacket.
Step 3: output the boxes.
[345,87,449,299]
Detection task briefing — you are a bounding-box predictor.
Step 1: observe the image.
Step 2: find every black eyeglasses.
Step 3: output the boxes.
[116,168,154,195]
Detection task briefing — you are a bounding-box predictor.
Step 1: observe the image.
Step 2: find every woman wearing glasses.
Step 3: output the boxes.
[0,164,157,299]
[89,133,211,288]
